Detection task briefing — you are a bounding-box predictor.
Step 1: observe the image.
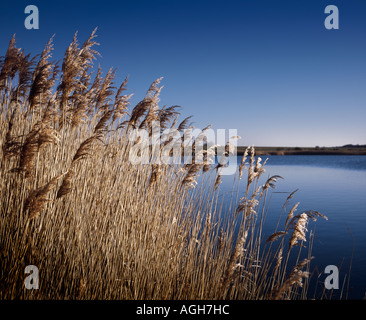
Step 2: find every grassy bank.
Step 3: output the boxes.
[238,146,366,156]
[0,31,329,300]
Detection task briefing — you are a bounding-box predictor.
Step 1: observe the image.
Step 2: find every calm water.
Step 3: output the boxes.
[218,155,366,299]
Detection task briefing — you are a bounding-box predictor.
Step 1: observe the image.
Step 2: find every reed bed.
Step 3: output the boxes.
[0,31,327,300]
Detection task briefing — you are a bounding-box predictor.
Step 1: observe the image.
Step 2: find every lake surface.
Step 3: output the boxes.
[218,155,366,299]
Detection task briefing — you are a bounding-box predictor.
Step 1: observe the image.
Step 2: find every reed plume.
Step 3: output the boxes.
[25,175,63,219]
[238,147,249,180]
[28,36,57,111]
[181,163,202,189]
[285,202,300,229]
[288,212,308,250]
[266,231,287,244]
[177,115,193,132]
[58,29,99,117]
[214,172,222,190]
[288,210,327,249]
[271,257,313,300]
[57,134,102,198]
[0,35,21,88]
[263,175,283,191]
[15,119,58,177]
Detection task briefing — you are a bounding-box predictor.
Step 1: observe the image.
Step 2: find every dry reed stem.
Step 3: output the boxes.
[220,231,248,295]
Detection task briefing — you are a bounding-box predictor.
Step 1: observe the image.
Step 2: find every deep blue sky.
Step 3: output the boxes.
[1,0,365,147]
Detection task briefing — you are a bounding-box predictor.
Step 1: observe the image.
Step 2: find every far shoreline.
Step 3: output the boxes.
[236,146,366,156]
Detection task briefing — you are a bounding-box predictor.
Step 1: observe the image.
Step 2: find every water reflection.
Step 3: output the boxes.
[215,155,366,299]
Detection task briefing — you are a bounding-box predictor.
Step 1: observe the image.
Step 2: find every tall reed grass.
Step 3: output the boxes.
[0,31,327,299]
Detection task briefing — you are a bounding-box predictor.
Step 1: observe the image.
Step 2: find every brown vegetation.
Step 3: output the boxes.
[0,31,328,299]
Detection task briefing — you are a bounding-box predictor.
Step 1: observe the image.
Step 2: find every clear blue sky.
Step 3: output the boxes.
[1,0,365,147]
